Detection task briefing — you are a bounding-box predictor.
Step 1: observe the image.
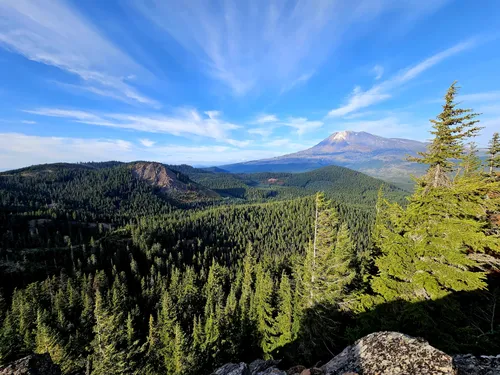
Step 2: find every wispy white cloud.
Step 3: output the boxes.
[458,91,500,102]
[139,138,156,147]
[0,133,134,170]
[335,116,426,140]
[21,120,36,124]
[0,132,285,170]
[247,114,280,138]
[147,145,283,165]
[372,65,384,80]
[226,139,252,148]
[250,113,323,136]
[248,128,274,138]
[253,114,279,124]
[281,117,324,136]
[134,0,447,95]
[281,71,315,93]
[25,107,241,145]
[328,39,477,117]
[265,138,291,147]
[0,0,158,107]
[263,138,312,149]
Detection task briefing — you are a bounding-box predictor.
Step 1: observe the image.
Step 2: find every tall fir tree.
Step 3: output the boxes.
[171,323,189,375]
[488,132,500,175]
[158,291,177,374]
[251,263,275,357]
[408,81,481,189]
[34,310,64,364]
[203,262,226,363]
[143,315,165,375]
[91,291,134,375]
[239,243,255,318]
[303,192,356,307]
[367,82,500,304]
[272,272,293,352]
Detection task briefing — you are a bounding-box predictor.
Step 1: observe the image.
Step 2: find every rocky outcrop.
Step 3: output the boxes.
[0,354,61,375]
[212,331,500,375]
[322,331,454,374]
[211,360,286,375]
[130,162,218,201]
[4,333,500,375]
[131,162,191,191]
[453,354,500,375]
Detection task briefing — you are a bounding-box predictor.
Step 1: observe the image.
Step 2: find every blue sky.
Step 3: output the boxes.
[0,0,499,169]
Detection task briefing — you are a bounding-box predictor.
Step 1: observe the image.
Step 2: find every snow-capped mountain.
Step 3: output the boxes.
[223,131,429,185]
[297,131,426,154]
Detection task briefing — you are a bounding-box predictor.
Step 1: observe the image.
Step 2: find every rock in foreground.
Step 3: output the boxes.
[211,359,285,375]
[453,354,500,375]
[212,331,500,375]
[3,332,500,375]
[0,354,61,375]
[322,331,454,374]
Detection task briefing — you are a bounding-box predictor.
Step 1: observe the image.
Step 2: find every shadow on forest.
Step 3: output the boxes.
[272,281,500,370]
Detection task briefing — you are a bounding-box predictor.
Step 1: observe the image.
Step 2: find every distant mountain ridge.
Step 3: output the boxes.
[301,131,426,154]
[223,131,429,185]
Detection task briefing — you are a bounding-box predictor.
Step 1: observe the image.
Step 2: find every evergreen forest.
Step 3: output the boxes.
[0,83,499,374]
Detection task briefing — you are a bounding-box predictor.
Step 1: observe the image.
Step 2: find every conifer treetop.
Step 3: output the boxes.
[409,81,482,188]
[488,132,500,175]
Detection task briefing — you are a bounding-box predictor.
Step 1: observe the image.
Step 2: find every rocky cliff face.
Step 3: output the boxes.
[131,162,189,191]
[130,161,219,201]
[211,331,500,375]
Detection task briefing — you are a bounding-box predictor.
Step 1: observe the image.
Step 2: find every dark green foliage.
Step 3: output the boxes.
[488,132,500,175]
[408,81,481,188]
[366,83,500,305]
[0,94,498,375]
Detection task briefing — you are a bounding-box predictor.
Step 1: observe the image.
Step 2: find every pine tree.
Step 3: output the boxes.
[203,262,225,362]
[272,272,293,351]
[368,83,500,304]
[158,291,177,373]
[34,310,64,363]
[251,263,275,357]
[303,192,356,307]
[0,312,22,366]
[488,132,500,175]
[239,243,254,318]
[191,315,205,372]
[0,291,4,327]
[370,170,500,302]
[460,142,483,177]
[408,81,481,189]
[332,222,357,297]
[171,323,189,375]
[143,315,165,375]
[91,291,134,375]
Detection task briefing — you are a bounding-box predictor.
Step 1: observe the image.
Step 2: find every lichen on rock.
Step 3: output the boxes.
[0,354,61,375]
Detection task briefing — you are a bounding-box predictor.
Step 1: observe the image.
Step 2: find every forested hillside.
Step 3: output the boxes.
[0,84,499,375]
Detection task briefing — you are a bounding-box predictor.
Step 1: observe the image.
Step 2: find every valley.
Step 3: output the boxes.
[0,86,499,375]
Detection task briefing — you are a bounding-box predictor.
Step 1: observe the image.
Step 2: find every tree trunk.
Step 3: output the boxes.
[311,197,318,306]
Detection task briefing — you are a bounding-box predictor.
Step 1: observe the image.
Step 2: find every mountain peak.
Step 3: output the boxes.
[330,130,352,141]
[328,130,370,142]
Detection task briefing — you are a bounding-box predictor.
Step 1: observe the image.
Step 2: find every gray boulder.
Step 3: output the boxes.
[0,354,61,375]
[453,354,500,375]
[249,359,285,374]
[322,331,454,375]
[211,362,250,375]
[212,360,286,375]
